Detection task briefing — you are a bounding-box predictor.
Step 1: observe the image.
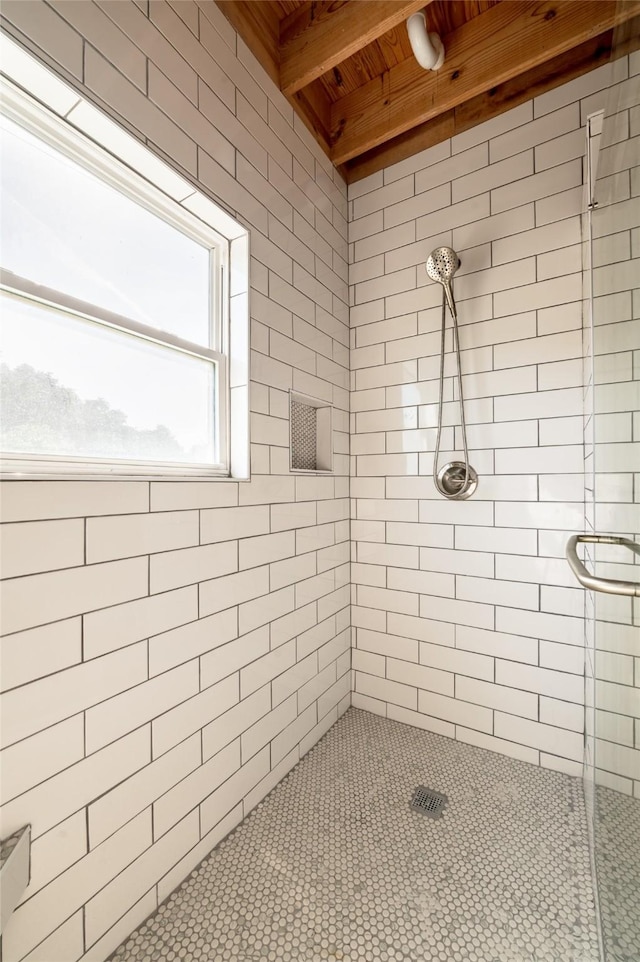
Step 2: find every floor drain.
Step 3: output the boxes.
[410,785,448,818]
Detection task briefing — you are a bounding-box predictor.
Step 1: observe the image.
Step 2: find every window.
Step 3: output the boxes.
[0,47,249,478]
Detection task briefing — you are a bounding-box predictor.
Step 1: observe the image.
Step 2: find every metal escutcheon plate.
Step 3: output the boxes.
[436,461,478,500]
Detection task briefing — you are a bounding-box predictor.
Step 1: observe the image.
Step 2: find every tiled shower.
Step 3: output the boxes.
[0,3,637,962]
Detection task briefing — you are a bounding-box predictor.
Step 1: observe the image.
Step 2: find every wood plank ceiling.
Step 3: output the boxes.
[217,0,640,182]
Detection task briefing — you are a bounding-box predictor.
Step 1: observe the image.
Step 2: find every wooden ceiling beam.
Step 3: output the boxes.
[345,18,640,183]
[330,0,640,165]
[279,0,429,96]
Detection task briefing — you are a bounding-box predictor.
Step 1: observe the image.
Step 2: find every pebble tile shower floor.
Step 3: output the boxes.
[111,709,599,962]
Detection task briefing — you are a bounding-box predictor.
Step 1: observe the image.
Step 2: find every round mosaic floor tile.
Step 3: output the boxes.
[595,786,640,962]
[111,709,600,962]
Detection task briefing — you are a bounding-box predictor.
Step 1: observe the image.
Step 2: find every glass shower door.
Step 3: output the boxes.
[583,26,640,962]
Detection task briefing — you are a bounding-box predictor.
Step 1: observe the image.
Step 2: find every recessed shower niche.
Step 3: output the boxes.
[289,391,333,473]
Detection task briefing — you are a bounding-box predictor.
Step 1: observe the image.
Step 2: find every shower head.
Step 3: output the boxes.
[426,246,460,317]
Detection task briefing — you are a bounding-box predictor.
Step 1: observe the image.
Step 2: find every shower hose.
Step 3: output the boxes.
[433,291,473,499]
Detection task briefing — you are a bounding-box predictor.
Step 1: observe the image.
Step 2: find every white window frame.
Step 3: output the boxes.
[0,59,249,480]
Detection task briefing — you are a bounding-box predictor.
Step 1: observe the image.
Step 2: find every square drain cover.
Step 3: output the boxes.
[410,785,448,819]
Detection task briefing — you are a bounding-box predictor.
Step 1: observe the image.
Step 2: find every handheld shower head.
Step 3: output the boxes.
[426,246,460,317]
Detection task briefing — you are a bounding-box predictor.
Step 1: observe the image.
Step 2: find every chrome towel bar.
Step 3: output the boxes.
[566,534,640,597]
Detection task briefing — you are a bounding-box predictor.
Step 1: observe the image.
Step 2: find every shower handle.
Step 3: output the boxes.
[565,534,640,597]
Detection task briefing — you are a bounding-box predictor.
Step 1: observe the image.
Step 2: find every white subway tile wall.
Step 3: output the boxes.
[0,4,349,961]
[349,57,637,787]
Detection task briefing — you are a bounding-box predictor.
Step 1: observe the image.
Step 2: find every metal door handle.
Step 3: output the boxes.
[566,534,640,597]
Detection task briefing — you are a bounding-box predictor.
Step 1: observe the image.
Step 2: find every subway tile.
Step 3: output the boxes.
[85,813,199,948]
[491,159,581,214]
[0,0,84,79]
[494,386,583,421]
[357,542,419,569]
[0,556,149,635]
[419,595,494,631]
[453,203,534,250]
[357,585,419,616]
[491,104,579,163]
[494,272,582,317]
[356,453,418,476]
[387,613,455,648]
[241,640,296,698]
[85,588,198,661]
[87,48,198,173]
[353,174,414,220]
[151,541,238,593]
[88,734,201,848]
[154,740,240,839]
[20,810,87,905]
[455,625,538,665]
[456,576,538,611]
[455,525,537,556]
[387,566,454,599]
[457,727,538,765]
[419,499,493,527]
[461,365,537,399]
[0,727,150,843]
[539,696,584,732]
[271,704,317,765]
[203,687,271,761]
[149,607,238,676]
[416,193,490,239]
[494,330,582,369]
[452,101,532,154]
[86,661,200,754]
[495,501,584,532]
[419,642,493,681]
[535,185,583,226]
[535,127,586,172]
[595,740,640,781]
[416,143,487,195]
[496,607,583,647]
[241,695,297,761]
[387,521,453,549]
[540,640,583,675]
[199,565,269,618]
[352,648,385,677]
[418,690,493,733]
[1,643,147,748]
[356,672,417,710]
[456,676,537,719]
[200,748,270,835]
[387,657,453,697]
[495,444,583,475]
[595,679,640,718]
[201,626,271,689]
[240,585,295,635]
[495,554,574,589]
[496,660,583,703]
[152,675,238,758]
[298,662,337,712]
[0,618,82,692]
[0,715,84,805]
[81,891,157,962]
[0,519,84,578]
[494,712,582,761]
[298,616,339,661]
[453,150,533,203]
[200,506,269,544]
